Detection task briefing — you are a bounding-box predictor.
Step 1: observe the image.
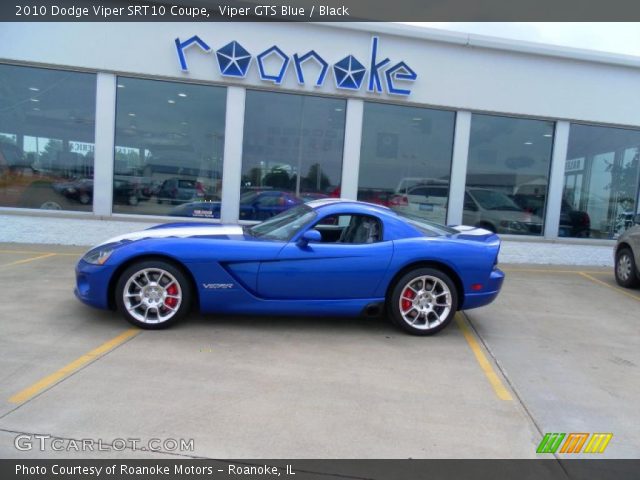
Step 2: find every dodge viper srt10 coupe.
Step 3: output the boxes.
[75,199,504,335]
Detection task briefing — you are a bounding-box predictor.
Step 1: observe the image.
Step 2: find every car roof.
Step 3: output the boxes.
[306,198,393,214]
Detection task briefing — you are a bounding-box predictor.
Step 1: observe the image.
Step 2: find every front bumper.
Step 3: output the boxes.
[74,259,117,310]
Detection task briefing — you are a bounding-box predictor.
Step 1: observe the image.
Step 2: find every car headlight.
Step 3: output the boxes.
[499,220,527,232]
[82,245,115,265]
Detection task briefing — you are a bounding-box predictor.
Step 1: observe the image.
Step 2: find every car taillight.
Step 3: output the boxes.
[390,195,408,206]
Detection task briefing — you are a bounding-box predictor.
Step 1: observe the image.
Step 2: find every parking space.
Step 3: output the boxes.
[0,244,638,459]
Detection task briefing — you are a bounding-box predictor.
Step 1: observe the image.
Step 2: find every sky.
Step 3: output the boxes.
[403,23,640,57]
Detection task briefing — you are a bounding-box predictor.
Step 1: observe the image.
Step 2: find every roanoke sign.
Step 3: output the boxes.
[174,35,417,96]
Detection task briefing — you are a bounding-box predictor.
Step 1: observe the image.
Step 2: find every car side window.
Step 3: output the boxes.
[314,214,382,244]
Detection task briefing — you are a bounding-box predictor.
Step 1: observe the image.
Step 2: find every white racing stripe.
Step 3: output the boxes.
[96,225,244,247]
[452,225,492,236]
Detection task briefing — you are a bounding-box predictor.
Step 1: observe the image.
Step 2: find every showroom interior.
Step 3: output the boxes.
[0,22,639,241]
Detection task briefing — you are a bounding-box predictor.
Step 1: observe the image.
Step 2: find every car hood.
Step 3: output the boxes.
[95,223,245,247]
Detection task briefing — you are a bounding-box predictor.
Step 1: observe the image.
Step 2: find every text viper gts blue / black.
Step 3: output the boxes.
[75,199,504,335]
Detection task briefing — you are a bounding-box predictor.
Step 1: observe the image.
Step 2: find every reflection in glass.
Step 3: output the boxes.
[240,91,346,221]
[562,124,640,239]
[114,77,226,217]
[357,102,455,224]
[0,64,96,211]
[466,114,554,235]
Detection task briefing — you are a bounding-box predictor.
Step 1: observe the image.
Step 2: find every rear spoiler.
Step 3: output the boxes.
[451,225,499,242]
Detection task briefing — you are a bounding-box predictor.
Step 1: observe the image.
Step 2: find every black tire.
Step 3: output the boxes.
[128,195,139,206]
[387,267,458,336]
[115,260,192,329]
[615,248,640,288]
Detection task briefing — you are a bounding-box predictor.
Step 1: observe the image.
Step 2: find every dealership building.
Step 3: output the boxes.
[0,22,639,241]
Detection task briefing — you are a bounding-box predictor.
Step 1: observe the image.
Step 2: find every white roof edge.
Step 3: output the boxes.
[315,22,640,69]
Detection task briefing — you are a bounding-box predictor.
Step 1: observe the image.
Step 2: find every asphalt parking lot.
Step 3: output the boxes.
[0,242,638,459]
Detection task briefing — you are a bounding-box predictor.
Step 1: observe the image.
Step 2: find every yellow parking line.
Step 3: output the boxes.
[455,314,513,401]
[502,268,598,274]
[9,329,140,404]
[0,252,57,268]
[0,249,80,257]
[578,272,640,302]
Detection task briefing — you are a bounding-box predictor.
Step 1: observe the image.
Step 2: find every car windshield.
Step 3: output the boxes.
[247,204,317,241]
[470,189,522,211]
[396,212,459,236]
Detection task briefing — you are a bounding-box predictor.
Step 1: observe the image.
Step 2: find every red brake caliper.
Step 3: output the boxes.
[401,288,415,311]
[165,284,178,308]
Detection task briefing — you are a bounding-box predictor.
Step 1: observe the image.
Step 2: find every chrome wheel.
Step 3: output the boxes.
[122,268,182,324]
[398,275,452,330]
[617,253,632,282]
[40,201,62,210]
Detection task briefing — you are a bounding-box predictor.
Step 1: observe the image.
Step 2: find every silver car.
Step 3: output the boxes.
[615,214,640,288]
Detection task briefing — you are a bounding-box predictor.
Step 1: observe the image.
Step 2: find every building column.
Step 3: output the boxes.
[339,98,364,200]
[447,111,471,225]
[92,72,117,216]
[544,121,570,239]
[220,86,246,224]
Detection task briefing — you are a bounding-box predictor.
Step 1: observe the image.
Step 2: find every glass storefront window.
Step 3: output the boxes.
[113,77,226,217]
[0,64,96,211]
[562,124,640,239]
[465,114,554,235]
[240,90,346,221]
[357,102,455,224]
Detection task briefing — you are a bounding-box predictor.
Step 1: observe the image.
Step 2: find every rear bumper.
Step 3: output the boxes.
[461,268,505,310]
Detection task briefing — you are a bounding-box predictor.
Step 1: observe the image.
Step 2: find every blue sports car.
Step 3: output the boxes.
[75,199,504,335]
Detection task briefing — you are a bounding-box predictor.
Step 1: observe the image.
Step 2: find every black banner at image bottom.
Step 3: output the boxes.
[3,459,640,480]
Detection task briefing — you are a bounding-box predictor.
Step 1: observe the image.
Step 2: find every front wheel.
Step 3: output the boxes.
[388,268,458,335]
[115,260,192,329]
[615,248,640,288]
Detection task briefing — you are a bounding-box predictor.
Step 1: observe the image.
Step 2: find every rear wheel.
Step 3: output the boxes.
[388,268,458,335]
[615,248,640,288]
[115,260,192,329]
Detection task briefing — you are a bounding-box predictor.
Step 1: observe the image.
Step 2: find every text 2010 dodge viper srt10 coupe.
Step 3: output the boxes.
[75,199,504,335]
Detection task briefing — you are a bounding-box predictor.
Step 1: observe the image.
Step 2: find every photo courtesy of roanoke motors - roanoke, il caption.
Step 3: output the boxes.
[15,463,296,476]
[14,4,351,19]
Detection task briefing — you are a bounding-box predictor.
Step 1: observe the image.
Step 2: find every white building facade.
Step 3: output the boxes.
[1,22,639,240]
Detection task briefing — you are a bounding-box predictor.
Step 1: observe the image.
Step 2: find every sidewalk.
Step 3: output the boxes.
[0,214,614,266]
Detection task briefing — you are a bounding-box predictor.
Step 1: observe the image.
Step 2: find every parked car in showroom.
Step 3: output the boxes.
[614,213,640,288]
[390,183,543,234]
[157,178,206,205]
[169,191,302,220]
[511,193,591,238]
[75,199,504,335]
[238,190,303,220]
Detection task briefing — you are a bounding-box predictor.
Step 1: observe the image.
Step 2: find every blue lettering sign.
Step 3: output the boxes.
[215,41,252,77]
[257,46,290,84]
[174,35,211,72]
[174,36,417,95]
[293,50,329,86]
[367,37,390,93]
[385,61,418,96]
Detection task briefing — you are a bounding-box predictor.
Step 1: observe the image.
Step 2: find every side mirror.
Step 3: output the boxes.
[297,229,322,246]
[635,214,640,225]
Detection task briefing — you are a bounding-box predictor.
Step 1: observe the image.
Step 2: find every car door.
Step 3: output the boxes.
[256,214,393,300]
[630,222,640,266]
